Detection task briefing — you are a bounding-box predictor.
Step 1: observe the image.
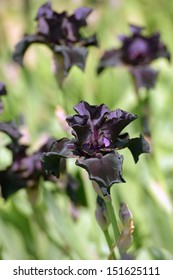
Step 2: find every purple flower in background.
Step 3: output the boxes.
[119,25,170,65]
[13,2,97,83]
[0,121,55,199]
[41,101,150,196]
[36,2,96,46]
[0,82,6,96]
[0,121,21,146]
[0,82,7,114]
[97,25,170,90]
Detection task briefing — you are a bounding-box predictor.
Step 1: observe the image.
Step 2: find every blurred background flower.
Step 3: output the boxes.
[97,24,170,90]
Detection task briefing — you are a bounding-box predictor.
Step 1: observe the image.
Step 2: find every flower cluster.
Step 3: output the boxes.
[13,2,97,82]
[41,101,150,197]
[97,25,170,90]
[0,83,87,206]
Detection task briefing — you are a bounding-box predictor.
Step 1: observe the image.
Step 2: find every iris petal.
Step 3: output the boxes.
[130,66,158,90]
[76,151,125,189]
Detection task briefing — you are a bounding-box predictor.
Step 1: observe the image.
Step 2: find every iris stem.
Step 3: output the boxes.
[105,199,120,242]
[82,172,101,255]
[103,229,116,259]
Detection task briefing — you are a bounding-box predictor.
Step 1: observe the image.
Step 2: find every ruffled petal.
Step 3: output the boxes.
[101,109,137,144]
[41,138,78,177]
[73,101,109,125]
[76,151,125,189]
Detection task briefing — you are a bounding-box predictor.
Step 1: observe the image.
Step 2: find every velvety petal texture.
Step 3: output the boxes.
[41,138,78,177]
[76,151,125,189]
[41,101,150,195]
[101,109,137,144]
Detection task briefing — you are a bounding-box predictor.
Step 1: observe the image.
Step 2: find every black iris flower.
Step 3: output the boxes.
[35,2,96,46]
[13,2,97,82]
[41,101,150,196]
[97,25,170,90]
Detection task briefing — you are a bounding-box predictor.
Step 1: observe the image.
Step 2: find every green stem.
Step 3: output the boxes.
[103,229,116,259]
[104,229,113,250]
[136,88,151,139]
[105,199,120,242]
[53,53,69,114]
[82,172,101,255]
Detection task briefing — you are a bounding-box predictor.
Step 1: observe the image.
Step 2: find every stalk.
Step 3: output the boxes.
[105,199,120,242]
[103,229,117,259]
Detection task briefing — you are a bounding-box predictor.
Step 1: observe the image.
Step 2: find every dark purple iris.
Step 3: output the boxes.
[0,120,55,199]
[0,139,56,199]
[97,24,170,89]
[120,25,170,65]
[35,2,95,46]
[0,82,6,96]
[41,101,150,196]
[0,121,84,204]
[13,2,97,82]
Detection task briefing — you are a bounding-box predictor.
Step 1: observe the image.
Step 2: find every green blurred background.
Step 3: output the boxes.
[0,0,173,259]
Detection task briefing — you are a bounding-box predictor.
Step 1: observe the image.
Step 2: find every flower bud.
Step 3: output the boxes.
[117,202,134,254]
[95,196,110,231]
[117,232,133,254]
[119,202,133,227]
